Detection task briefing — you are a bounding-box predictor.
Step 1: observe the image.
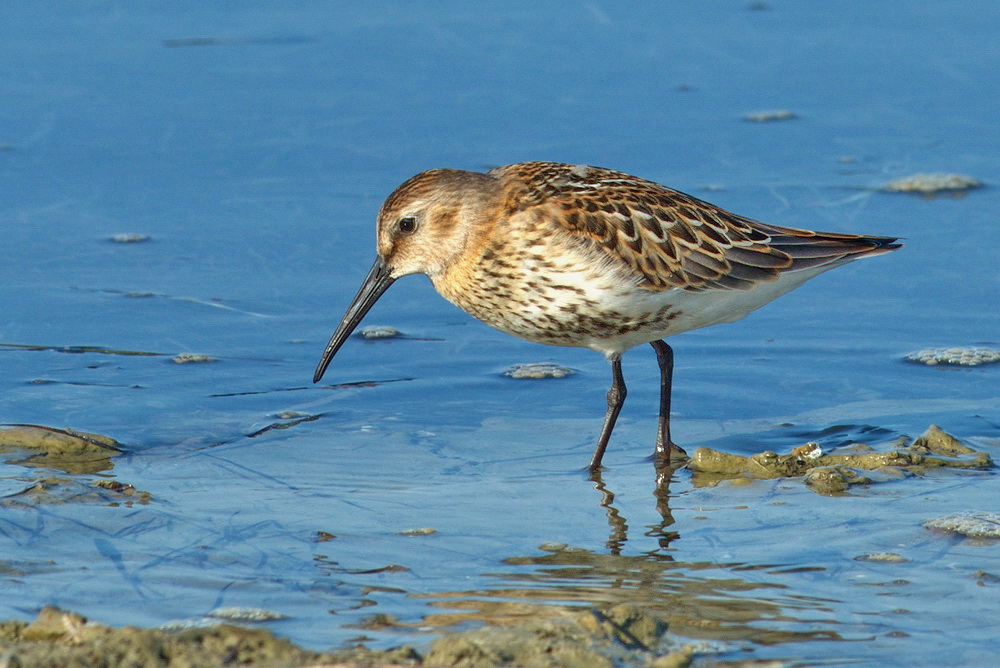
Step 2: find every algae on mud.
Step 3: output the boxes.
[0,425,151,506]
[1,476,150,507]
[687,425,991,495]
[0,606,342,668]
[0,424,123,475]
[0,424,991,664]
[423,603,696,668]
[0,604,696,668]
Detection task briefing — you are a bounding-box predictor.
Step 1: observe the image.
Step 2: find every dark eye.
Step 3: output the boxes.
[398,216,417,234]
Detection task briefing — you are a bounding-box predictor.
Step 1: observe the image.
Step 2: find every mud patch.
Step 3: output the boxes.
[425,603,696,668]
[0,604,697,668]
[881,172,982,195]
[0,425,123,475]
[504,362,574,379]
[923,512,1000,539]
[0,606,340,668]
[687,426,991,495]
[904,346,1000,366]
[1,477,150,507]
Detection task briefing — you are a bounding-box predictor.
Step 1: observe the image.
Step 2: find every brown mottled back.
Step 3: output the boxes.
[489,162,899,292]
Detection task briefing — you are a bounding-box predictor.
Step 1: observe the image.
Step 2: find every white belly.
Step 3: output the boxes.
[436,235,840,359]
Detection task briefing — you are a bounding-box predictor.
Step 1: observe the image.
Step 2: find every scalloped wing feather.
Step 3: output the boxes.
[493,162,899,292]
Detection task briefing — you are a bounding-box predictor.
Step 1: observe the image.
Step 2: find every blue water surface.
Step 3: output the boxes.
[2,2,998,665]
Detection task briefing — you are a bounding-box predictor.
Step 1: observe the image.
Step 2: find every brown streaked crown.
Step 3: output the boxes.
[374,168,502,279]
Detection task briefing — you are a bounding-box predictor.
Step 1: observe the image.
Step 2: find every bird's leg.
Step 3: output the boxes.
[588,355,626,472]
[649,340,683,464]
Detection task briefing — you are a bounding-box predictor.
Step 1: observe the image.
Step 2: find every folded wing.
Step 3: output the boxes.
[497,162,900,293]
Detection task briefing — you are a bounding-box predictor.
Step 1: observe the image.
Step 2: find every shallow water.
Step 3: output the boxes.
[2,2,999,665]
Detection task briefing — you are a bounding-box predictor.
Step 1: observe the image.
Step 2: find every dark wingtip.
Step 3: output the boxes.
[867,236,904,254]
[873,236,903,249]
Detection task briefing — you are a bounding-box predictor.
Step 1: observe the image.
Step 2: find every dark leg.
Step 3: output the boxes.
[588,355,626,472]
[649,340,680,464]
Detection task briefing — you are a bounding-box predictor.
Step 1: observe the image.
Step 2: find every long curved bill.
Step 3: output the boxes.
[313,257,396,383]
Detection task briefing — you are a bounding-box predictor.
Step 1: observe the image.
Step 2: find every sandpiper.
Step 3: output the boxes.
[313,162,900,471]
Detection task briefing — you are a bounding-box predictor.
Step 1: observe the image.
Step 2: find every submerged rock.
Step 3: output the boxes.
[206,607,288,622]
[359,325,400,339]
[504,363,574,379]
[905,346,1000,367]
[171,353,217,364]
[923,512,1000,539]
[854,552,908,563]
[108,233,151,243]
[743,109,796,122]
[0,424,122,474]
[1,477,151,507]
[881,173,982,194]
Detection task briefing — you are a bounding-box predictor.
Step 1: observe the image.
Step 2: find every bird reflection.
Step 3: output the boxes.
[588,471,629,554]
[588,459,684,557]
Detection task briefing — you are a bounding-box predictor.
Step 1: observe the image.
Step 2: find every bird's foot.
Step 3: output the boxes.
[650,441,689,467]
